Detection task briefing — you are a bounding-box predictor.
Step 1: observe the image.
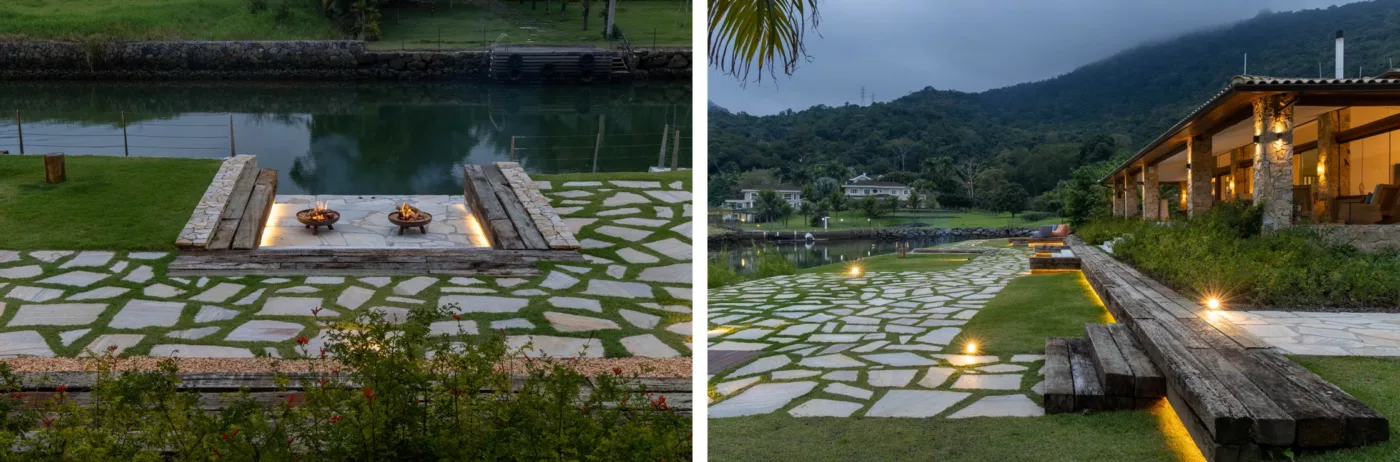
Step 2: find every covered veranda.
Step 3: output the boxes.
[1103,74,1400,239]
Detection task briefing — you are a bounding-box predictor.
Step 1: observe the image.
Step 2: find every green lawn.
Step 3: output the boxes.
[0,0,340,42]
[0,155,220,250]
[796,253,976,275]
[744,210,1060,232]
[710,401,1198,462]
[1291,356,1400,461]
[374,1,692,50]
[951,271,1115,356]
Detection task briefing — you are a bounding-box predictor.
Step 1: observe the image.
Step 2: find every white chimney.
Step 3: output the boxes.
[1336,30,1345,79]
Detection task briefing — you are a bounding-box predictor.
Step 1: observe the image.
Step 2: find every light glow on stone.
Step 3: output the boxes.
[964,341,978,354]
[1205,297,1221,310]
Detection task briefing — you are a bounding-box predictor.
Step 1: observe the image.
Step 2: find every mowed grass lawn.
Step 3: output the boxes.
[0,0,340,41]
[951,271,1115,355]
[0,155,220,250]
[743,210,1061,232]
[374,1,692,50]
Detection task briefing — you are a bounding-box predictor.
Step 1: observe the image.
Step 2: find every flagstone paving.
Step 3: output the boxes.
[708,250,1050,419]
[1215,311,1400,356]
[0,176,692,359]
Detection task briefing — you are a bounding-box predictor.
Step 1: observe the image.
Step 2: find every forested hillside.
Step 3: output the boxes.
[709,0,1400,219]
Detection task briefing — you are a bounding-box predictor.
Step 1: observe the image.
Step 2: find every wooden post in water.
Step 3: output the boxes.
[510,136,516,161]
[44,154,65,184]
[592,115,605,173]
[15,110,23,155]
[670,129,680,170]
[121,112,129,157]
[228,113,236,157]
[656,124,669,168]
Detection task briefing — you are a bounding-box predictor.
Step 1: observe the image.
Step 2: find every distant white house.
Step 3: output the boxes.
[842,181,913,199]
[724,185,803,211]
[723,185,803,221]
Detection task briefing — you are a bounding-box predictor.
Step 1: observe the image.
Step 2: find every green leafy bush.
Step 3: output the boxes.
[751,243,795,279]
[1075,217,1144,244]
[0,305,690,460]
[1019,211,1050,223]
[709,248,743,289]
[1088,203,1400,308]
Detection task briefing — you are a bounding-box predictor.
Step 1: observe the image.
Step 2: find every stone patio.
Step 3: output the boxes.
[707,248,1050,419]
[262,195,491,249]
[0,177,693,359]
[1215,311,1400,356]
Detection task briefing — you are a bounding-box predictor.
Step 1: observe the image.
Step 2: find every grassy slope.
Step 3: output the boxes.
[951,271,1115,355]
[796,253,976,275]
[0,0,340,41]
[0,155,220,250]
[742,210,1060,232]
[374,1,692,50]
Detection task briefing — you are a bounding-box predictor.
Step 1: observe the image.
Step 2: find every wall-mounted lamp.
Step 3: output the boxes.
[1186,163,1192,170]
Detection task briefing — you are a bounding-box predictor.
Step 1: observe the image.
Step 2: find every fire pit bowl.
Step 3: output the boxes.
[295,208,340,236]
[388,204,433,235]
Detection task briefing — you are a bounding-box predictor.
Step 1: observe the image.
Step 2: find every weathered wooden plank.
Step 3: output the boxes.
[1249,350,1390,447]
[206,159,260,250]
[1084,323,1134,400]
[1042,337,1075,414]
[1134,319,1254,445]
[231,169,277,250]
[1188,345,1296,446]
[463,165,523,250]
[1167,382,1260,462]
[1106,324,1166,399]
[484,165,550,250]
[1214,347,1345,448]
[1066,338,1105,412]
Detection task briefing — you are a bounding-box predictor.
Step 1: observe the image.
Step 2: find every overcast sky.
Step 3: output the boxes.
[708,0,1364,115]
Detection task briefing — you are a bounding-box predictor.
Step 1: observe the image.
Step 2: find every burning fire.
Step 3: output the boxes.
[305,201,333,221]
[397,203,426,221]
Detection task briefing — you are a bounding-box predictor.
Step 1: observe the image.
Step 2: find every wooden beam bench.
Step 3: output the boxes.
[1064,237,1388,461]
[1029,248,1081,270]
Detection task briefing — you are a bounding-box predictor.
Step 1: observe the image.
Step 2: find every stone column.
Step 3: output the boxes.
[1187,135,1214,216]
[1142,163,1160,221]
[1253,93,1296,231]
[1316,109,1352,222]
[1112,177,1125,217]
[1124,170,1141,218]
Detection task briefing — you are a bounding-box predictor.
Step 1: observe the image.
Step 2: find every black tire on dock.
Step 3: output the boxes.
[507,54,524,81]
[578,54,595,82]
[541,63,558,81]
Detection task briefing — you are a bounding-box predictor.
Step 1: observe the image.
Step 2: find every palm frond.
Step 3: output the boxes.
[708,0,820,82]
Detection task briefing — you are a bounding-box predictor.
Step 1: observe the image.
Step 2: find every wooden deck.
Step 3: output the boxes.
[1068,237,1388,460]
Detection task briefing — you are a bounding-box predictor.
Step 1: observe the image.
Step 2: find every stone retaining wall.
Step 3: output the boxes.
[496,162,580,250]
[1310,224,1400,253]
[177,155,256,249]
[707,227,1036,246]
[0,41,688,82]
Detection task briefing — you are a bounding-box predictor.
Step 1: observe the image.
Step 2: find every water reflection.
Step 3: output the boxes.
[711,236,967,273]
[0,82,691,194]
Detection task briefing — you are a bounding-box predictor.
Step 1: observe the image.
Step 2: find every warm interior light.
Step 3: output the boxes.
[964,342,978,354]
[1205,298,1221,310]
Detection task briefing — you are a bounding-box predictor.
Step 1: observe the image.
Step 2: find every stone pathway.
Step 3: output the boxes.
[263,195,491,249]
[708,250,1049,419]
[0,178,692,359]
[1217,311,1400,356]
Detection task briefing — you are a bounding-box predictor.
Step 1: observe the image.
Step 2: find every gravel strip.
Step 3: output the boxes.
[1,357,691,378]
